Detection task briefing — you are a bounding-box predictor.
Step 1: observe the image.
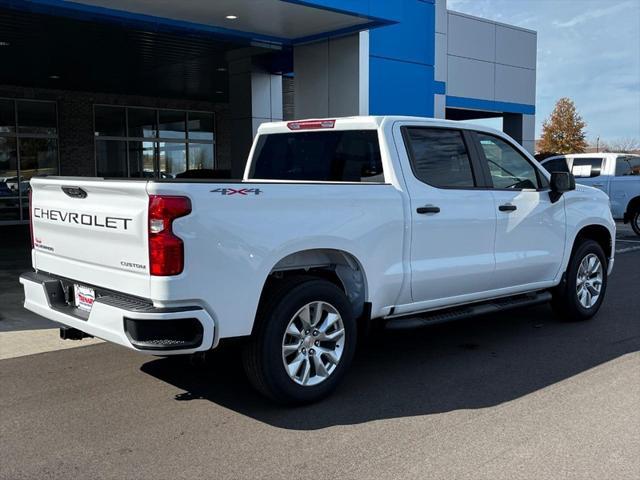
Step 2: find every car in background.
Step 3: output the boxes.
[541,153,640,236]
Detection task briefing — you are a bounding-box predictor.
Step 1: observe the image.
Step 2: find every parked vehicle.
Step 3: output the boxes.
[541,153,640,235]
[21,116,616,404]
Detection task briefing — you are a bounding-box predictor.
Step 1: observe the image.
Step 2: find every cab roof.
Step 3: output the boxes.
[256,115,506,138]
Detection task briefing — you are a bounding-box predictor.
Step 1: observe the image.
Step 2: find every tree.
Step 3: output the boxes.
[538,98,588,154]
[605,138,640,153]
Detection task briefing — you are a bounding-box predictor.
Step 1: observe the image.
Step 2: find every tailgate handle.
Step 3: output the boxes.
[61,186,88,199]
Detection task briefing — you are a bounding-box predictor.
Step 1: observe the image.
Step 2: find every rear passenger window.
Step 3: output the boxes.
[571,158,603,178]
[403,127,476,188]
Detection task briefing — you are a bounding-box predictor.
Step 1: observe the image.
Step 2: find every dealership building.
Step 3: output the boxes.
[0,0,537,225]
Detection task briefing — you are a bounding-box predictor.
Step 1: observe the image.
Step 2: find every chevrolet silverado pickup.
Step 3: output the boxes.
[21,116,616,404]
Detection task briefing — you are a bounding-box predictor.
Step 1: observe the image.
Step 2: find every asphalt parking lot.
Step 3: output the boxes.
[1,225,639,479]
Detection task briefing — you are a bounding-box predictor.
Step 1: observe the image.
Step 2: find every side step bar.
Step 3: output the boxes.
[385,291,552,330]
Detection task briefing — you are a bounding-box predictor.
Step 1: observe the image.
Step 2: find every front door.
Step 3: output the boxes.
[474,132,566,289]
[396,124,497,303]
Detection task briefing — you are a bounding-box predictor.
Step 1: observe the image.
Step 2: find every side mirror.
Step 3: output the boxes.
[549,171,575,202]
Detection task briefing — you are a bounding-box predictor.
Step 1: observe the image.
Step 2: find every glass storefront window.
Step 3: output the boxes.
[0,99,15,134]
[159,142,187,178]
[17,100,57,135]
[95,106,215,178]
[95,106,126,137]
[96,140,127,177]
[0,136,20,220]
[128,141,155,178]
[19,138,58,186]
[128,108,157,138]
[0,136,18,180]
[188,143,214,170]
[159,110,186,139]
[1,99,58,223]
[188,112,214,141]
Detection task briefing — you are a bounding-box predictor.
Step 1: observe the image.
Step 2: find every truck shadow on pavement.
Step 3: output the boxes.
[140,296,640,430]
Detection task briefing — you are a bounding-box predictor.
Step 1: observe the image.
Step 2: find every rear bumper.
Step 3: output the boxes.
[20,271,216,355]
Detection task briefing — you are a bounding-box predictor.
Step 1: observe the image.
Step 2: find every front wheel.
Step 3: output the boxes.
[552,239,608,321]
[631,208,640,236]
[242,277,357,405]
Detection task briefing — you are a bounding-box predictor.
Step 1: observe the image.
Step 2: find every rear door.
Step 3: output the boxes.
[609,155,640,219]
[30,177,151,298]
[571,157,610,194]
[473,132,566,289]
[396,124,497,303]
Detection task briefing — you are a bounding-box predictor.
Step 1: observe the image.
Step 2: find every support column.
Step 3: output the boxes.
[228,51,283,177]
[504,113,535,154]
[293,32,368,119]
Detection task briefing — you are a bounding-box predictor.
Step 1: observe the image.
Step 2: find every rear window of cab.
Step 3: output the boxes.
[249,130,384,183]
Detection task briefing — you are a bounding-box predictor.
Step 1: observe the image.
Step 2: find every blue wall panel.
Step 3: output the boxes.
[446,96,535,115]
[369,0,435,66]
[369,57,434,117]
[368,0,437,117]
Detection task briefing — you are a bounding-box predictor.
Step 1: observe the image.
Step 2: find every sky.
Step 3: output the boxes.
[447,0,640,143]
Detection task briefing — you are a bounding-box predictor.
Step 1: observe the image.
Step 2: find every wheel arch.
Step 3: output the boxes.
[572,224,613,262]
[624,195,640,223]
[253,249,369,335]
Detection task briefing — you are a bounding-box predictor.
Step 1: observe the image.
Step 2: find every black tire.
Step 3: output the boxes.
[631,208,640,237]
[242,276,357,405]
[551,239,608,321]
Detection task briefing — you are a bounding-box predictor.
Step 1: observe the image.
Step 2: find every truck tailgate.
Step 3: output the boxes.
[30,177,151,298]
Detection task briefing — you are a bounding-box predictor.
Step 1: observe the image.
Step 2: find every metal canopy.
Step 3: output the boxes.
[0,7,276,101]
[6,0,393,46]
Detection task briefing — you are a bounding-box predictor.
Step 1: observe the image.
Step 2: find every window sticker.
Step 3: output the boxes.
[572,164,592,177]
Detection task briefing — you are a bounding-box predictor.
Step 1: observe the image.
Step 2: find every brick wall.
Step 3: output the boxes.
[0,84,231,176]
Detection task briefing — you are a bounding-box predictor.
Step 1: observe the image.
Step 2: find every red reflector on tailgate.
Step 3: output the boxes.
[287,119,335,130]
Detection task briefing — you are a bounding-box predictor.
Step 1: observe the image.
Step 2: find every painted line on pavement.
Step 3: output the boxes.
[615,245,640,254]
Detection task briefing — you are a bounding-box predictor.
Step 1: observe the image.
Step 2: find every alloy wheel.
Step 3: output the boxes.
[281,301,345,386]
[576,253,603,309]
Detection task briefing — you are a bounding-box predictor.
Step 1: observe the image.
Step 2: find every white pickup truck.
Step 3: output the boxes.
[541,153,640,236]
[21,116,615,404]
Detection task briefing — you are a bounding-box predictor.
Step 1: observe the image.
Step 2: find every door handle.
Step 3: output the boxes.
[416,205,440,214]
[592,183,604,188]
[499,204,517,212]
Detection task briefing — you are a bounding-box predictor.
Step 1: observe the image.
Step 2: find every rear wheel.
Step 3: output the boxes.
[242,277,356,405]
[552,239,607,321]
[631,208,640,236]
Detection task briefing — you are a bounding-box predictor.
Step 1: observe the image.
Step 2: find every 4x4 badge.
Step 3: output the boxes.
[211,188,262,196]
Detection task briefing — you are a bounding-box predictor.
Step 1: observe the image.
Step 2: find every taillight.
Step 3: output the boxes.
[148,195,191,276]
[28,188,34,248]
[287,119,335,130]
